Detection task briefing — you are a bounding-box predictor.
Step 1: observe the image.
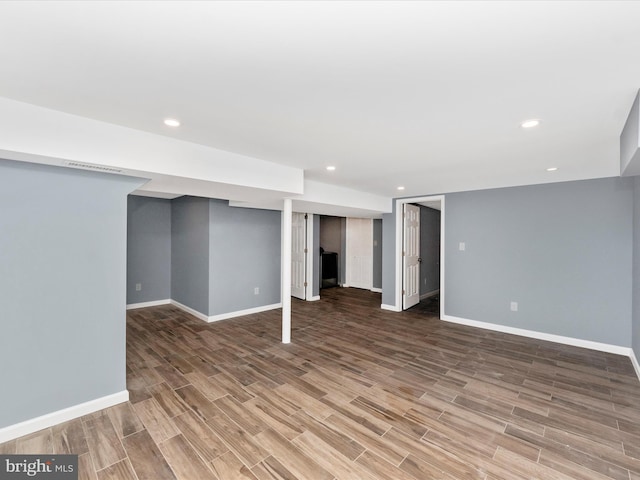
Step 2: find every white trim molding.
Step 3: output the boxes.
[0,390,129,444]
[126,299,171,310]
[306,295,321,302]
[170,299,282,323]
[442,314,634,357]
[170,300,209,322]
[207,303,282,323]
[371,287,383,293]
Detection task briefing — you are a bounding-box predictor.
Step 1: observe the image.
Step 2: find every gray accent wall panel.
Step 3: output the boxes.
[381,211,396,306]
[373,219,383,289]
[0,159,143,428]
[445,177,633,346]
[633,177,640,357]
[171,196,210,315]
[209,200,281,315]
[312,214,320,297]
[127,196,171,304]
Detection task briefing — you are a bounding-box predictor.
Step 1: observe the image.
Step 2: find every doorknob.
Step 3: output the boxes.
[418,258,422,263]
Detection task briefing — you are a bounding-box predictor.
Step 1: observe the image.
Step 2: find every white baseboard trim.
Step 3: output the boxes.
[170,299,209,322]
[126,299,171,310]
[420,289,440,300]
[206,303,282,323]
[630,349,640,381]
[370,287,383,293]
[381,303,402,312]
[0,390,129,444]
[170,299,282,323]
[306,295,321,302]
[442,314,633,357]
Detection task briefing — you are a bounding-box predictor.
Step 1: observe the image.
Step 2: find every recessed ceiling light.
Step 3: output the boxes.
[521,119,540,129]
[397,186,405,191]
[326,166,336,171]
[164,118,181,127]
[546,167,558,172]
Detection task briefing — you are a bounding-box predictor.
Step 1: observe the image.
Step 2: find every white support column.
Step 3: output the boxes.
[282,198,292,343]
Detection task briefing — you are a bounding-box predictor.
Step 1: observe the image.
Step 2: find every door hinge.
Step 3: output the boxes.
[304,282,308,287]
[402,250,405,257]
[304,248,308,253]
[402,289,405,295]
[304,214,308,219]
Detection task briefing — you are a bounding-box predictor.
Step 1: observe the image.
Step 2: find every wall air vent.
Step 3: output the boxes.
[64,161,123,174]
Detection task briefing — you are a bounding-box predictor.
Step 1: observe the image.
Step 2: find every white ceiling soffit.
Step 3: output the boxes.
[228,199,385,219]
[0,97,304,201]
[1,1,640,198]
[229,179,391,217]
[131,190,183,200]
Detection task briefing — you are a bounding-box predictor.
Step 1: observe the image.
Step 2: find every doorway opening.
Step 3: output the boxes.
[293,213,383,302]
[395,196,445,317]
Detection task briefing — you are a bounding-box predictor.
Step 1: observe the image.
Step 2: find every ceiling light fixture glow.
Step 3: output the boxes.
[546,167,558,172]
[164,118,181,127]
[326,166,336,171]
[521,119,540,129]
[397,186,405,191]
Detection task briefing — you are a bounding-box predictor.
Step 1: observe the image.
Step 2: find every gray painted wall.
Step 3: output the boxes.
[420,206,441,295]
[171,196,211,315]
[381,211,396,306]
[382,177,634,347]
[444,177,633,346]
[209,199,281,315]
[633,177,640,357]
[127,196,171,304]
[312,214,320,297]
[373,219,383,289]
[0,159,142,428]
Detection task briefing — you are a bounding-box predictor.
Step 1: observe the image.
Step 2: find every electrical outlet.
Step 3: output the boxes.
[254,287,259,295]
[135,283,142,291]
[510,301,518,312]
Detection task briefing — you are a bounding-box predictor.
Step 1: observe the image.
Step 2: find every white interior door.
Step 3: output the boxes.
[346,218,373,289]
[403,204,420,309]
[291,212,306,300]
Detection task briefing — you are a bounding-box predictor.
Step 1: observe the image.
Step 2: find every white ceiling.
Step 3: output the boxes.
[1,1,640,199]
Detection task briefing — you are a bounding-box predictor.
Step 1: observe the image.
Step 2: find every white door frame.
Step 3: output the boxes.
[394,195,445,317]
[305,215,319,301]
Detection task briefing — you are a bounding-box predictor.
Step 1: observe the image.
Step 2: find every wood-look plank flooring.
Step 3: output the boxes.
[2,288,640,479]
